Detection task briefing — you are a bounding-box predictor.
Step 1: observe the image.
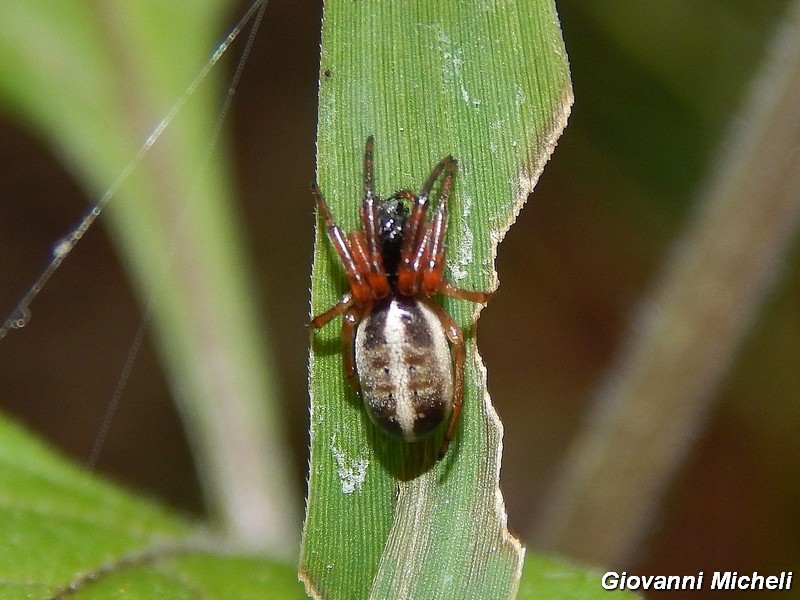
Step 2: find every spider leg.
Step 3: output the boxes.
[399,221,434,296]
[399,156,457,296]
[439,281,493,304]
[363,136,375,192]
[360,137,390,298]
[421,154,453,198]
[312,183,372,305]
[341,304,365,393]
[426,300,466,459]
[420,157,456,295]
[396,189,427,295]
[347,230,372,280]
[416,157,491,303]
[310,291,355,329]
[401,187,429,261]
[397,156,453,293]
[421,199,447,295]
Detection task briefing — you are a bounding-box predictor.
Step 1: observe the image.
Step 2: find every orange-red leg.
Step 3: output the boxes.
[360,137,389,298]
[421,158,455,293]
[347,231,372,281]
[310,292,355,329]
[341,305,364,393]
[439,281,493,304]
[421,203,447,295]
[427,300,466,459]
[312,184,373,304]
[396,188,427,295]
[399,155,457,296]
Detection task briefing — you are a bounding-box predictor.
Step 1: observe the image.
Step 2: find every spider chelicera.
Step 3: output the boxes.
[310,137,491,458]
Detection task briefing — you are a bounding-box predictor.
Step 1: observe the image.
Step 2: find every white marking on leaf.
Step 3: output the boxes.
[329,435,368,494]
[450,193,474,283]
[433,27,481,108]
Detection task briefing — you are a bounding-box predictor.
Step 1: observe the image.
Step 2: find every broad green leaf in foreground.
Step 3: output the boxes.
[303,1,572,599]
[0,415,306,599]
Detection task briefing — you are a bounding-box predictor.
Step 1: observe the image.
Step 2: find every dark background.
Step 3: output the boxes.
[0,2,797,598]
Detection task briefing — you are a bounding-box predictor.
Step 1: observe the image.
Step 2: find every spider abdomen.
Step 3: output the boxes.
[355,296,454,440]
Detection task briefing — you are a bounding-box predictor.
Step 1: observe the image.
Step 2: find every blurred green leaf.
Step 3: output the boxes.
[0,415,305,599]
[518,554,640,599]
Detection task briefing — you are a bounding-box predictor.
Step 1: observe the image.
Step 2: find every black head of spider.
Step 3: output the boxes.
[310,137,491,459]
[376,194,408,284]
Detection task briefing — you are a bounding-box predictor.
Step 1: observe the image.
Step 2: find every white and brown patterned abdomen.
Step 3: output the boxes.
[354,296,454,440]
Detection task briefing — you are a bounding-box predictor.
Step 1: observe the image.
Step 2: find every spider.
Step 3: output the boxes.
[310,137,491,458]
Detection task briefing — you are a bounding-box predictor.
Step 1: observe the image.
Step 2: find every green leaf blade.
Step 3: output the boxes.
[304,0,572,598]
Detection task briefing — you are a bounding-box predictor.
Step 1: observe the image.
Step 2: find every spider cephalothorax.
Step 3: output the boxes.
[310,137,490,458]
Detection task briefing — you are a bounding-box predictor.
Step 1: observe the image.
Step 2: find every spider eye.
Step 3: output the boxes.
[378,196,408,244]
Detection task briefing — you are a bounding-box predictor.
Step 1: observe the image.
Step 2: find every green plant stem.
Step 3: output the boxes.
[91,2,299,555]
[0,1,299,554]
[535,0,800,565]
